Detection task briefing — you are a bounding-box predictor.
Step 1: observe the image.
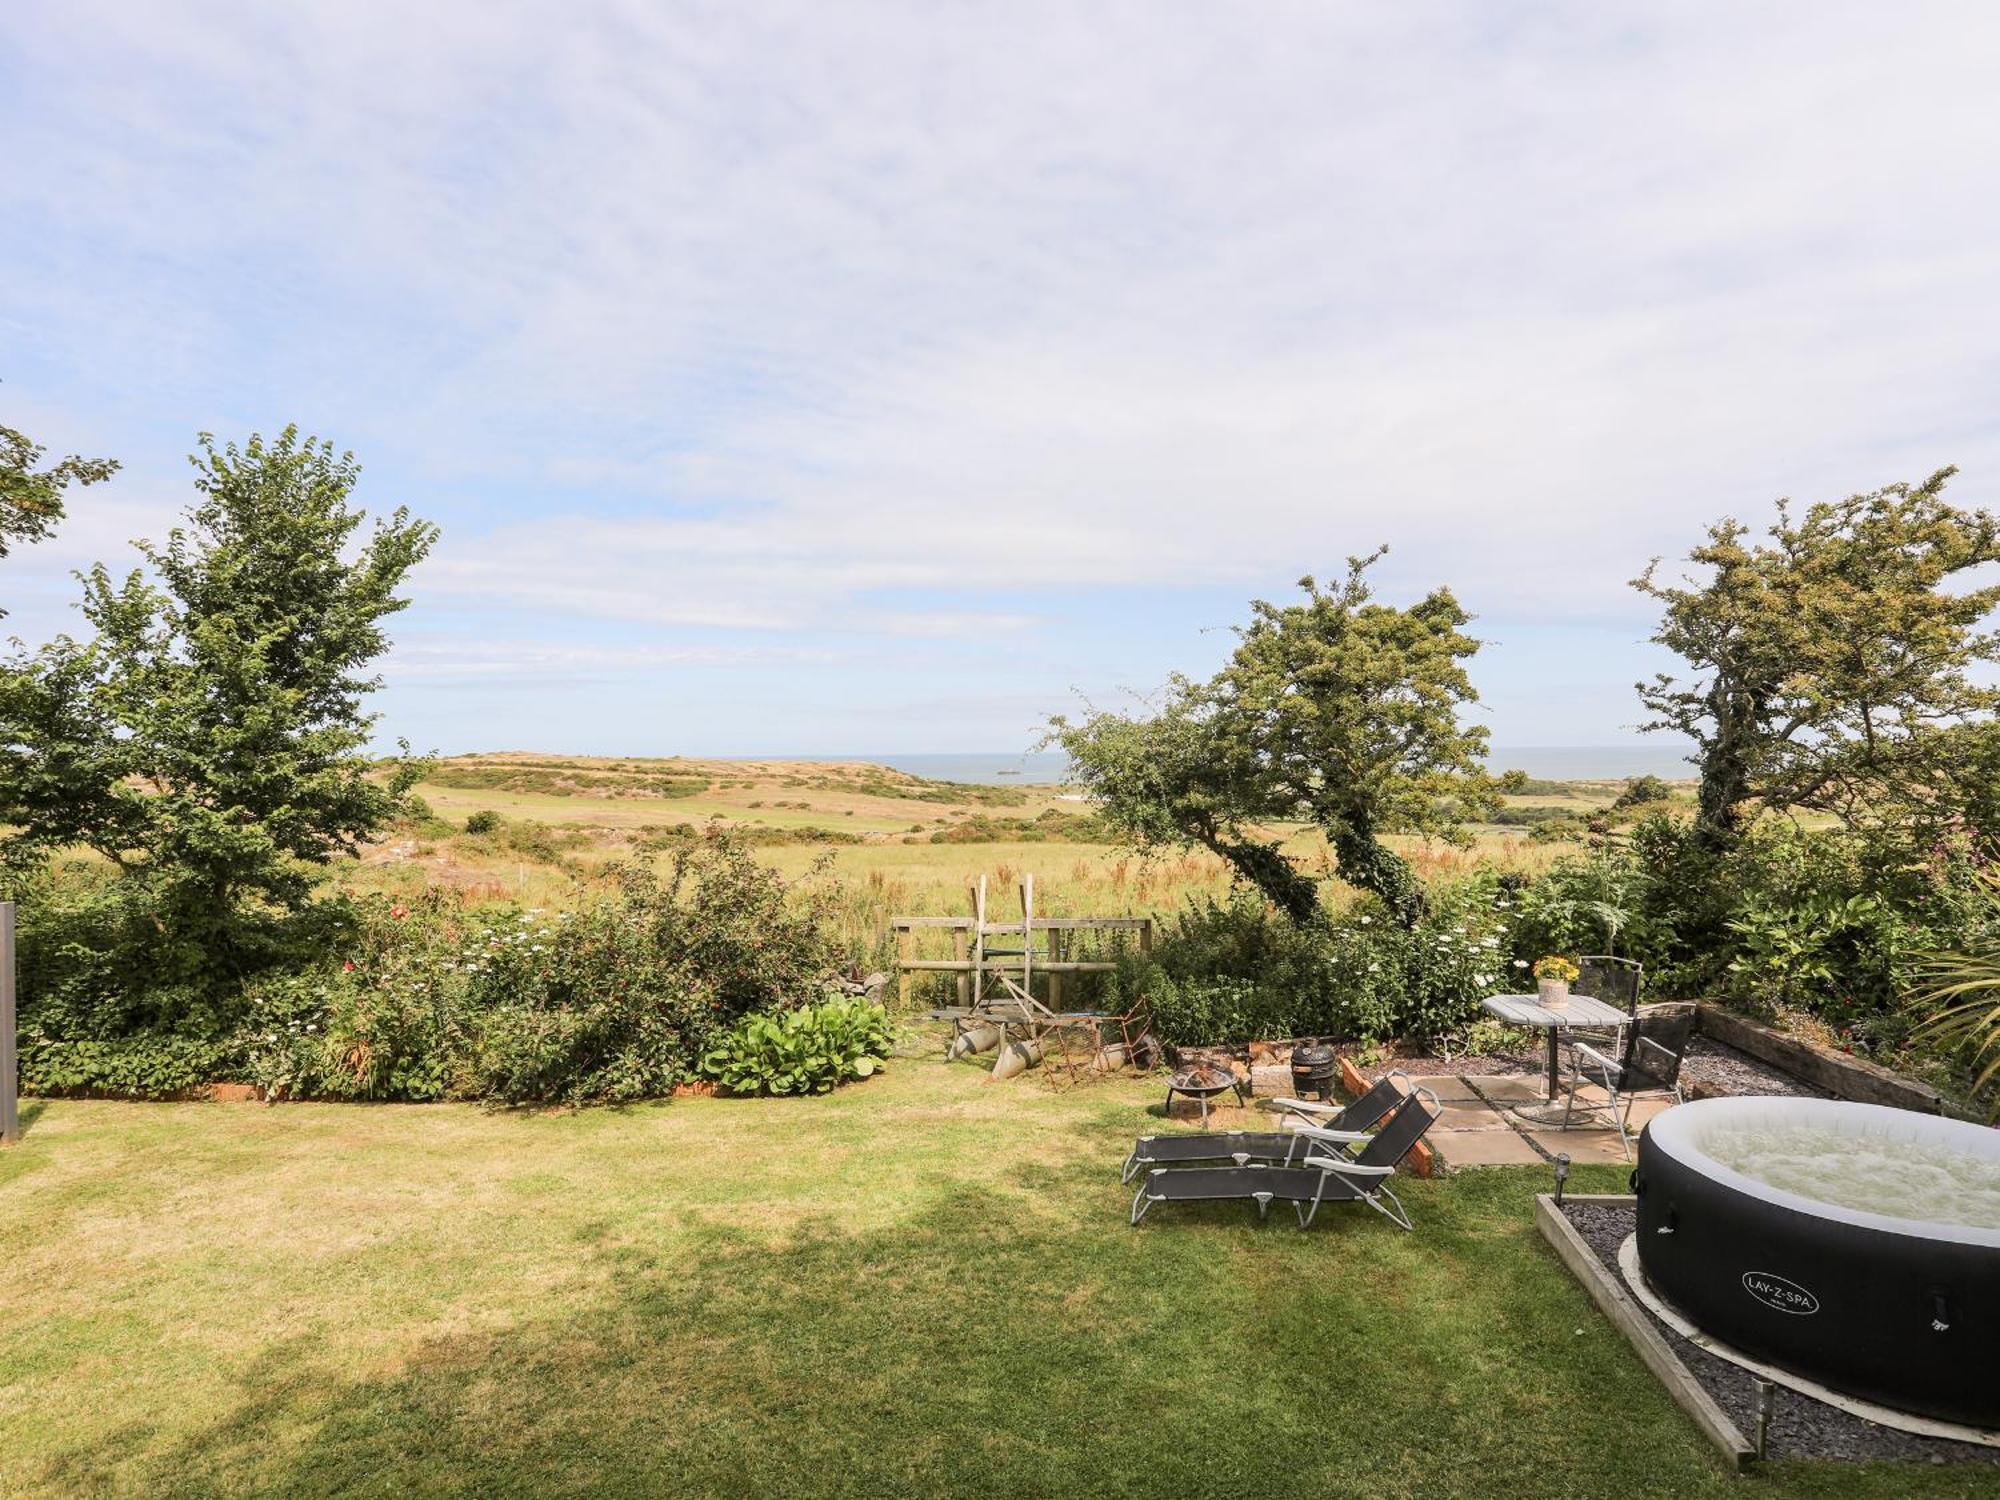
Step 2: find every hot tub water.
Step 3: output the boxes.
[1702,1122,2000,1230]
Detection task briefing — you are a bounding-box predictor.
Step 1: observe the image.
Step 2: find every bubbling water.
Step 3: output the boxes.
[1701,1123,2000,1230]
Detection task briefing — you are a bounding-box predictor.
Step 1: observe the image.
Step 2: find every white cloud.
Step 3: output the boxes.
[5,1,1999,746]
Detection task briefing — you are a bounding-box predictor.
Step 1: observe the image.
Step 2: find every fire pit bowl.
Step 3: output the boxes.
[1164,1062,1247,1127]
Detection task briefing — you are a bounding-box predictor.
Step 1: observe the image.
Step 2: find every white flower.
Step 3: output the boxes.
[1367,963,1381,974]
[1512,959,1529,969]
[1358,916,1372,926]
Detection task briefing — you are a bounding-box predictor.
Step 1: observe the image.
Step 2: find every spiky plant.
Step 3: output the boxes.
[1911,874,2000,1114]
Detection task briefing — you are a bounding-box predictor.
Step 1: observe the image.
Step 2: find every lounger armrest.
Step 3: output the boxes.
[1301,1157,1395,1178]
[1287,1122,1369,1143]
[1571,1041,1622,1077]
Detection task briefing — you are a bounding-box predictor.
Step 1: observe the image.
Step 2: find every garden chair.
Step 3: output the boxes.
[1128,1087,1442,1231]
[1119,1072,1407,1182]
[1557,955,1642,1069]
[1558,1004,1693,1158]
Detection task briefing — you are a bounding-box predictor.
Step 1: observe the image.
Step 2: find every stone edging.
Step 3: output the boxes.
[1535,1191,1755,1471]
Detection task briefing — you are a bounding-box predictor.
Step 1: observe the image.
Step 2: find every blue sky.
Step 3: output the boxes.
[5,3,1999,760]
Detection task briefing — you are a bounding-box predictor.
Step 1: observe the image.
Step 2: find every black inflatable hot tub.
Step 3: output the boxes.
[1636,1096,2000,1428]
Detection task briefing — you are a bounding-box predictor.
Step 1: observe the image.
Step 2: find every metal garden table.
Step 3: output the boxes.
[1480,991,1631,1104]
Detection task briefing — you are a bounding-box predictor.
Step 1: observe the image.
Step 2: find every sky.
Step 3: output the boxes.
[5,2,2000,761]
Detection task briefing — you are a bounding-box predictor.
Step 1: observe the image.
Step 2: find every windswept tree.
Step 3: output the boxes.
[1,418,120,616]
[0,427,437,1017]
[1051,552,1509,927]
[1636,469,2000,851]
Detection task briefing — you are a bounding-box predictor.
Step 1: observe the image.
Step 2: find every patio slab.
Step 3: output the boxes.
[1435,1101,1511,1132]
[1527,1129,1631,1164]
[1465,1074,1550,1102]
[1434,1128,1546,1167]
[1406,1074,1482,1102]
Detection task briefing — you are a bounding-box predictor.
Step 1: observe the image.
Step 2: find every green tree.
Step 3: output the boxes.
[1636,469,2000,851]
[1,418,120,615]
[1051,552,1507,927]
[0,427,437,1021]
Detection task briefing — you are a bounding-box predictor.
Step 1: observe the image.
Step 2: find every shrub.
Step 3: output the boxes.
[1611,775,1673,810]
[21,1035,241,1098]
[701,995,894,1095]
[1137,881,1509,1048]
[1910,874,2000,1115]
[7,858,357,1046]
[464,809,502,835]
[462,834,843,1104]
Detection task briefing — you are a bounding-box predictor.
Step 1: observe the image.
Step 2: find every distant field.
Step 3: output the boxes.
[350,751,1622,973]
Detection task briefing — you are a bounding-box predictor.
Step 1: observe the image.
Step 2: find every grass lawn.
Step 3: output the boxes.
[0,1056,1980,1499]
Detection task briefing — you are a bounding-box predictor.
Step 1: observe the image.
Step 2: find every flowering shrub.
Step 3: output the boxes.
[1140,880,1513,1047]
[238,831,845,1105]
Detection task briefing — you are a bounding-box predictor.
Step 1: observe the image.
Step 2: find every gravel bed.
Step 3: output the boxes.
[1345,1042,1541,1077]
[1563,1201,1997,1466]
[1678,1035,1819,1098]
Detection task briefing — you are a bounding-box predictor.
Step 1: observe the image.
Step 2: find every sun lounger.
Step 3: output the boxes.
[1128,1087,1442,1231]
[1118,1072,1408,1182]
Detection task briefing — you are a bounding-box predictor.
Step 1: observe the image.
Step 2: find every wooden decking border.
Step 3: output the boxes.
[1335,1054,1439,1179]
[1535,1191,1755,1471]
[1693,1003,1944,1114]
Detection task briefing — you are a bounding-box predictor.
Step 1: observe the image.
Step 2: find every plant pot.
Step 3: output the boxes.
[1538,978,1570,1008]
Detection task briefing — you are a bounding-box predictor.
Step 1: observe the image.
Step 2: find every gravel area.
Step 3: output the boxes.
[1563,1201,1997,1466]
[1677,1035,1819,1098]
[1344,1041,1542,1076]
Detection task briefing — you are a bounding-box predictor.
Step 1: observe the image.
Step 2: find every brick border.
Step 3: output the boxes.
[1335,1054,1439,1178]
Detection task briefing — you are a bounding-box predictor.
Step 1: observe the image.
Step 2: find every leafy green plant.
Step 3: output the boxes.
[20,1034,240,1098]
[464,809,502,835]
[701,995,893,1096]
[1910,875,2000,1113]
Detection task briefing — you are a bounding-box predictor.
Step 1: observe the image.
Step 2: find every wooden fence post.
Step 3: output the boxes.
[2,902,17,1146]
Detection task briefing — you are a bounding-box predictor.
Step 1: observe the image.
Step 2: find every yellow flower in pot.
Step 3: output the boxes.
[1532,954,1580,1007]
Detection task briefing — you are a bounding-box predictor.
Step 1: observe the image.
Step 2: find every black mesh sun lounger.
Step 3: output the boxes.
[1118,1072,1408,1183]
[1129,1087,1443,1231]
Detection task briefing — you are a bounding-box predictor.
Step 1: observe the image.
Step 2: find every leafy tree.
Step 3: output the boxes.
[1610,774,1672,811]
[1,418,119,615]
[1052,552,1508,927]
[1636,469,2000,851]
[0,427,437,1023]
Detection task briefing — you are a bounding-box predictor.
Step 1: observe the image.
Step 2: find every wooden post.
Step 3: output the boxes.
[1,902,17,1146]
[1018,875,1033,998]
[952,927,969,1008]
[1046,928,1063,1012]
[970,878,988,1011]
[895,924,912,1011]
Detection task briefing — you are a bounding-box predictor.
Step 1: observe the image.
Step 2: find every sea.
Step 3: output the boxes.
[759,744,1697,786]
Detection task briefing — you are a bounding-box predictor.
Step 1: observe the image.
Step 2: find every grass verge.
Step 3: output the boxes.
[0,1056,1969,1498]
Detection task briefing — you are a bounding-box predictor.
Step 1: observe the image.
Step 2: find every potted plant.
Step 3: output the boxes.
[1533,955,1580,1007]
